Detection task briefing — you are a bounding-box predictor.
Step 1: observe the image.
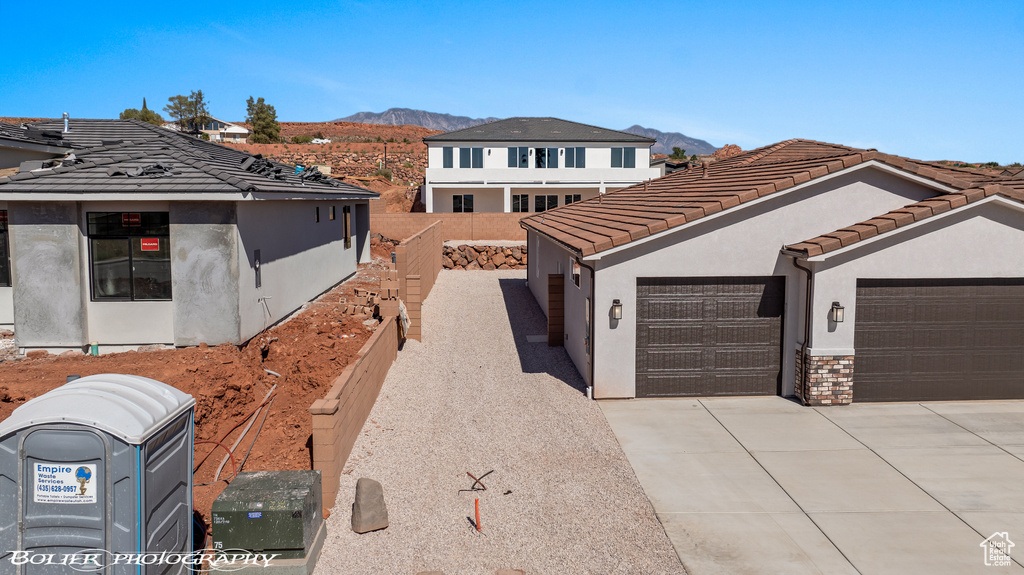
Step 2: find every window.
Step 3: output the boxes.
[511,194,530,212]
[565,147,586,168]
[564,194,581,205]
[88,212,171,301]
[0,211,9,287]
[572,260,581,288]
[459,147,484,168]
[534,195,558,212]
[329,205,336,220]
[513,146,529,168]
[315,206,320,222]
[611,147,636,168]
[453,194,474,212]
[343,206,351,248]
[535,147,559,168]
[443,146,454,168]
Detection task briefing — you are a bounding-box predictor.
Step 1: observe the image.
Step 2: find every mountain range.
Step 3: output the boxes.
[333,108,717,155]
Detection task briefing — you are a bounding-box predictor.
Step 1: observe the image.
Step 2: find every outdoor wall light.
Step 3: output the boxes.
[611,299,623,320]
[831,301,845,323]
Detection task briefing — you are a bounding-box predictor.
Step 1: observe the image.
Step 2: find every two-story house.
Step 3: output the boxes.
[422,117,659,213]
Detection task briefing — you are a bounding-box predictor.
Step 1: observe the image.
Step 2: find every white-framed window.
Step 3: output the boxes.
[535,147,558,168]
[565,147,586,168]
[571,259,581,288]
[508,147,529,168]
[460,147,483,168]
[611,147,636,168]
[443,146,454,168]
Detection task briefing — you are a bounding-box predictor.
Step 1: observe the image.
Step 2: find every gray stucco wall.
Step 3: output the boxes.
[582,166,944,398]
[10,202,87,347]
[809,198,1024,354]
[235,200,359,342]
[170,202,241,346]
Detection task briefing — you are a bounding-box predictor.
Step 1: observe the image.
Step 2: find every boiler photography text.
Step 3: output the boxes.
[6,549,280,571]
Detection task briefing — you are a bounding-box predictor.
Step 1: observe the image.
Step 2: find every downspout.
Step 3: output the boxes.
[577,257,597,400]
[786,250,813,402]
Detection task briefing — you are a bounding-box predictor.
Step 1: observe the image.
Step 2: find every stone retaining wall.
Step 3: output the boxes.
[443,245,527,270]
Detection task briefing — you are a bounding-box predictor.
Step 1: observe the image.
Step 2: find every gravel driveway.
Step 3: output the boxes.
[314,270,684,575]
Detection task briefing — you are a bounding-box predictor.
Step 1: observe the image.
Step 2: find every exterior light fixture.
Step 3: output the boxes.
[611,299,623,320]
[831,301,845,323]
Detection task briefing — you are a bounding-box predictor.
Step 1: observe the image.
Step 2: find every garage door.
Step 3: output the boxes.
[636,277,784,397]
[855,278,1024,402]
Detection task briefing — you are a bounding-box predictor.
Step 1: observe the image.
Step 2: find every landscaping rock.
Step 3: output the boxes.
[352,478,389,533]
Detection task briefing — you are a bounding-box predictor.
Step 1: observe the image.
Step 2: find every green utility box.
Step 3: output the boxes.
[212,470,323,560]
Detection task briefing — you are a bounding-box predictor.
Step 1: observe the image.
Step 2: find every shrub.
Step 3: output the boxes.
[402,162,413,168]
[291,135,313,144]
[370,168,393,180]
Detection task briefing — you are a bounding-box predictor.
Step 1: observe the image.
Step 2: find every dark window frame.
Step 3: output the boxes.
[0,211,9,287]
[453,194,474,213]
[87,211,171,302]
[564,194,582,205]
[343,205,352,248]
[534,194,558,212]
[511,194,530,212]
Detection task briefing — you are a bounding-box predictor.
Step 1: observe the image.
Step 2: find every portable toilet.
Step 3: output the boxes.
[0,374,195,574]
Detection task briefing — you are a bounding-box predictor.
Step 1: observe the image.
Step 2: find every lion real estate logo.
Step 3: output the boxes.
[981,532,1015,567]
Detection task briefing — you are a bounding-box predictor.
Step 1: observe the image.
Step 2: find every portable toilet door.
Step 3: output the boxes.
[0,374,196,574]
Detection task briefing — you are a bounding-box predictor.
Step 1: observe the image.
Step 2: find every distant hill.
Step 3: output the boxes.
[621,125,716,156]
[334,108,717,154]
[334,108,499,132]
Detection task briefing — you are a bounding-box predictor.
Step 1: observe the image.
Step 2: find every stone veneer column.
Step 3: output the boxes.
[796,350,854,405]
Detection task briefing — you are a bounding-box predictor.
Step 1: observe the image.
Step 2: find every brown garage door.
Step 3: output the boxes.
[636,277,784,397]
[855,278,1024,402]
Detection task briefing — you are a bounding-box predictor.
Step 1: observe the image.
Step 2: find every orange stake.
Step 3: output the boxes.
[475,498,481,531]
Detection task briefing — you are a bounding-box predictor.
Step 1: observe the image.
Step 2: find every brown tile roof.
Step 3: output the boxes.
[520,139,1004,256]
[784,184,1024,258]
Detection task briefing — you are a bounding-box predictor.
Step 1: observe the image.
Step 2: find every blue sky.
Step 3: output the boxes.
[1,1,1021,163]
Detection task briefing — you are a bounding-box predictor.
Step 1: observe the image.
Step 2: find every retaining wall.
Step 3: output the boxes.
[373,212,529,242]
[394,221,443,341]
[310,316,400,507]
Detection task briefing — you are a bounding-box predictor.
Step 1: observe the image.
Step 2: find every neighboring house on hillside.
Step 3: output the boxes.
[0,118,375,353]
[162,117,251,143]
[522,139,1024,405]
[422,117,659,213]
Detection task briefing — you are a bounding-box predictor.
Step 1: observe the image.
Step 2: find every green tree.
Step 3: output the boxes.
[119,98,164,125]
[669,147,687,160]
[163,95,190,131]
[163,91,211,135]
[246,96,280,144]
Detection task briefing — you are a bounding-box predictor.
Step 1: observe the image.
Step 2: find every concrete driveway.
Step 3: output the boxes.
[602,397,1024,574]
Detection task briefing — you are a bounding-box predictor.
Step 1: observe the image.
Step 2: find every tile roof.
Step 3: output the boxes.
[520,139,1006,257]
[0,119,376,198]
[0,121,72,149]
[422,117,655,143]
[785,183,1024,257]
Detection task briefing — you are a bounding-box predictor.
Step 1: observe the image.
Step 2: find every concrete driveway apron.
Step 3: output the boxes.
[602,396,1024,575]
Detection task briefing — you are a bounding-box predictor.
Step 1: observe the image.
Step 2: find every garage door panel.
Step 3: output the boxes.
[855,278,1024,402]
[636,276,784,398]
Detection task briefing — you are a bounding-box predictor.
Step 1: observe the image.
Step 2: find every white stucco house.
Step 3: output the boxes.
[162,117,251,143]
[522,139,1024,404]
[422,117,660,213]
[0,118,375,353]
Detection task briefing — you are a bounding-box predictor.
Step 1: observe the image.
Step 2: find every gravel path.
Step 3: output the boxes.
[313,270,684,575]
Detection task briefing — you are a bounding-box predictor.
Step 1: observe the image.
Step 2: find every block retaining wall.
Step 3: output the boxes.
[310,316,399,506]
[373,212,529,242]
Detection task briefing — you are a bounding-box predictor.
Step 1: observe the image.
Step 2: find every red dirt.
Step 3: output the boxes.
[0,255,394,522]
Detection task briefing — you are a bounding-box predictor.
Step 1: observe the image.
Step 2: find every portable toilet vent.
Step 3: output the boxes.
[0,374,195,574]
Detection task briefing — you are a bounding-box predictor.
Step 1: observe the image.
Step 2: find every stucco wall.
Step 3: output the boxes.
[171,202,241,346]
[10,202,87,347]
[582,166,944,398]
[809,197,1024,354]
[235,200,360,342]
[430,187,505,213]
